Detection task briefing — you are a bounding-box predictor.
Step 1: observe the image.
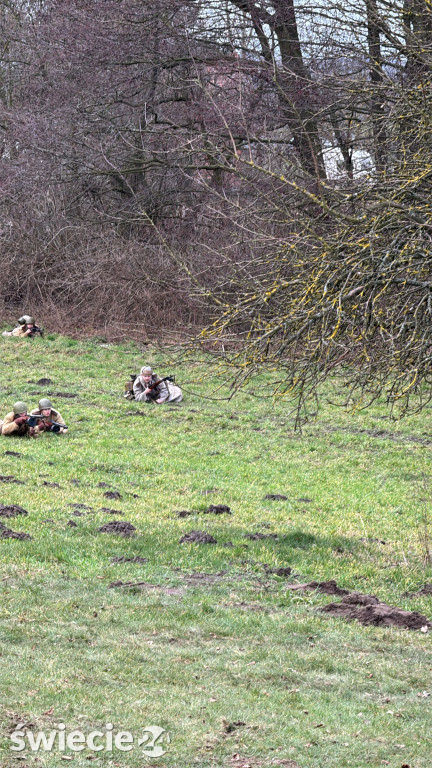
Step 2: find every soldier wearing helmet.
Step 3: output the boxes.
[0,402,38,436]
[2,314,38,338]
[29,398,68,434]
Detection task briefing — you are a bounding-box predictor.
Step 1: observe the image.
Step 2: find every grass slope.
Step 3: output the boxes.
[0,333,431,768]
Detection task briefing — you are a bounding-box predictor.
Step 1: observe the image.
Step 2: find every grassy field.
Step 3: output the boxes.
[0,333,431,768]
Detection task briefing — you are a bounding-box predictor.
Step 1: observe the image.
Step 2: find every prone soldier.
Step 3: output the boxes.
[0,402,38,437]
[29,398,68,433]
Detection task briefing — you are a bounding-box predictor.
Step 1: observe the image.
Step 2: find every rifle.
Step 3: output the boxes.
[27,325,44,338]
[27,414,67,432]
[145,375,175,400]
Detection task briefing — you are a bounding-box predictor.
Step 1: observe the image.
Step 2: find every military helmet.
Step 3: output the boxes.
[13,401,28,414]
[25,316,35,325]
[39,398,52,410]
[18,316,27,325]
[140,365,153,375]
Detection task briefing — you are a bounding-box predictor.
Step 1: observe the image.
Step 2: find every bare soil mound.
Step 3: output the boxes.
[98,520,136,537]
[245,532,278,541]
[0,475,24,484]
[321,592,431,630]
[285,579,349,596]
[99,507,123,515]
[0,522,31,540]
[104,490,122,500]
[173,504,232,517]
[110,556,148,564]
[0,504,28,519]
[264,565,292,578]
[264,494,288,501]
[179,530,217,544]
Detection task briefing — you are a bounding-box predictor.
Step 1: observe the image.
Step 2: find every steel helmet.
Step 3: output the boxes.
[13,401,27,414]
[38,398,52,410]
[25,316,35,325]
[18,316,27,325]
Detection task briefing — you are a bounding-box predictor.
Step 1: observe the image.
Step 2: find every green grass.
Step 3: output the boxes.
[0,332,431,767]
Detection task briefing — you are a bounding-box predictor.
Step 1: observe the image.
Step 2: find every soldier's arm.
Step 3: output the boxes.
[1,414,20,435]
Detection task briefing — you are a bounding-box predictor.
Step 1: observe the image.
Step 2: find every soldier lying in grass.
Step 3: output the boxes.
[2,315,43,338]
[29,398,68,433]
[133,366,183,404]
[0,402,38,437]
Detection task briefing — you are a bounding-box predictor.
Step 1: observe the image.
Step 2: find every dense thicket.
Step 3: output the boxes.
[1,0,432,413]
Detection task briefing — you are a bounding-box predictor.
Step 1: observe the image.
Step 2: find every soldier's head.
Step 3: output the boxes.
[38,398,53,416]
[25,316,35,329]
[13,401,27,416]
[140,365,153,383]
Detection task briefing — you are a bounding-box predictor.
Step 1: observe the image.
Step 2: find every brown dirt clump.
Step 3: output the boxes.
[0,475,24,484]
[0,522,32,540]
[321,592,432,630]
[42,481,61,488]
[54,392,78,398]
[110,555,148,564]
[0,504,28,519]
[99,507,123,515]
[264,494,288,501]
[205,504,232,515]
[98,520,136,537]
[179,530,217,544]
[37,377,52,385]
[245,532,278,541]
[4,450,21,457]
[104,490,122,500]
[264,565,292,578]
[285,579,349,596]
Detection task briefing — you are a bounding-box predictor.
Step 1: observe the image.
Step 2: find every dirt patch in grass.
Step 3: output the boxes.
[108,580,184,596]
[0,522,32,540]
[98,520,136,537]
[245,532,278,541]
[67,520,78,527]
[174,504,232,517]
[110,555,148,564]
[321,592,432,630]
[104,490,122,500]
[36,377,52,385]
[100,507,123,515]
[4,450,21,457]
[264,494,288,501]
[0,474,24,484]
[285,579,349,596]
[52,392,78,398]
[263,565,292,578]
[42,481,61,488]
[206,504,231,514]
[0,504,28,518]
[179,530,217,544]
